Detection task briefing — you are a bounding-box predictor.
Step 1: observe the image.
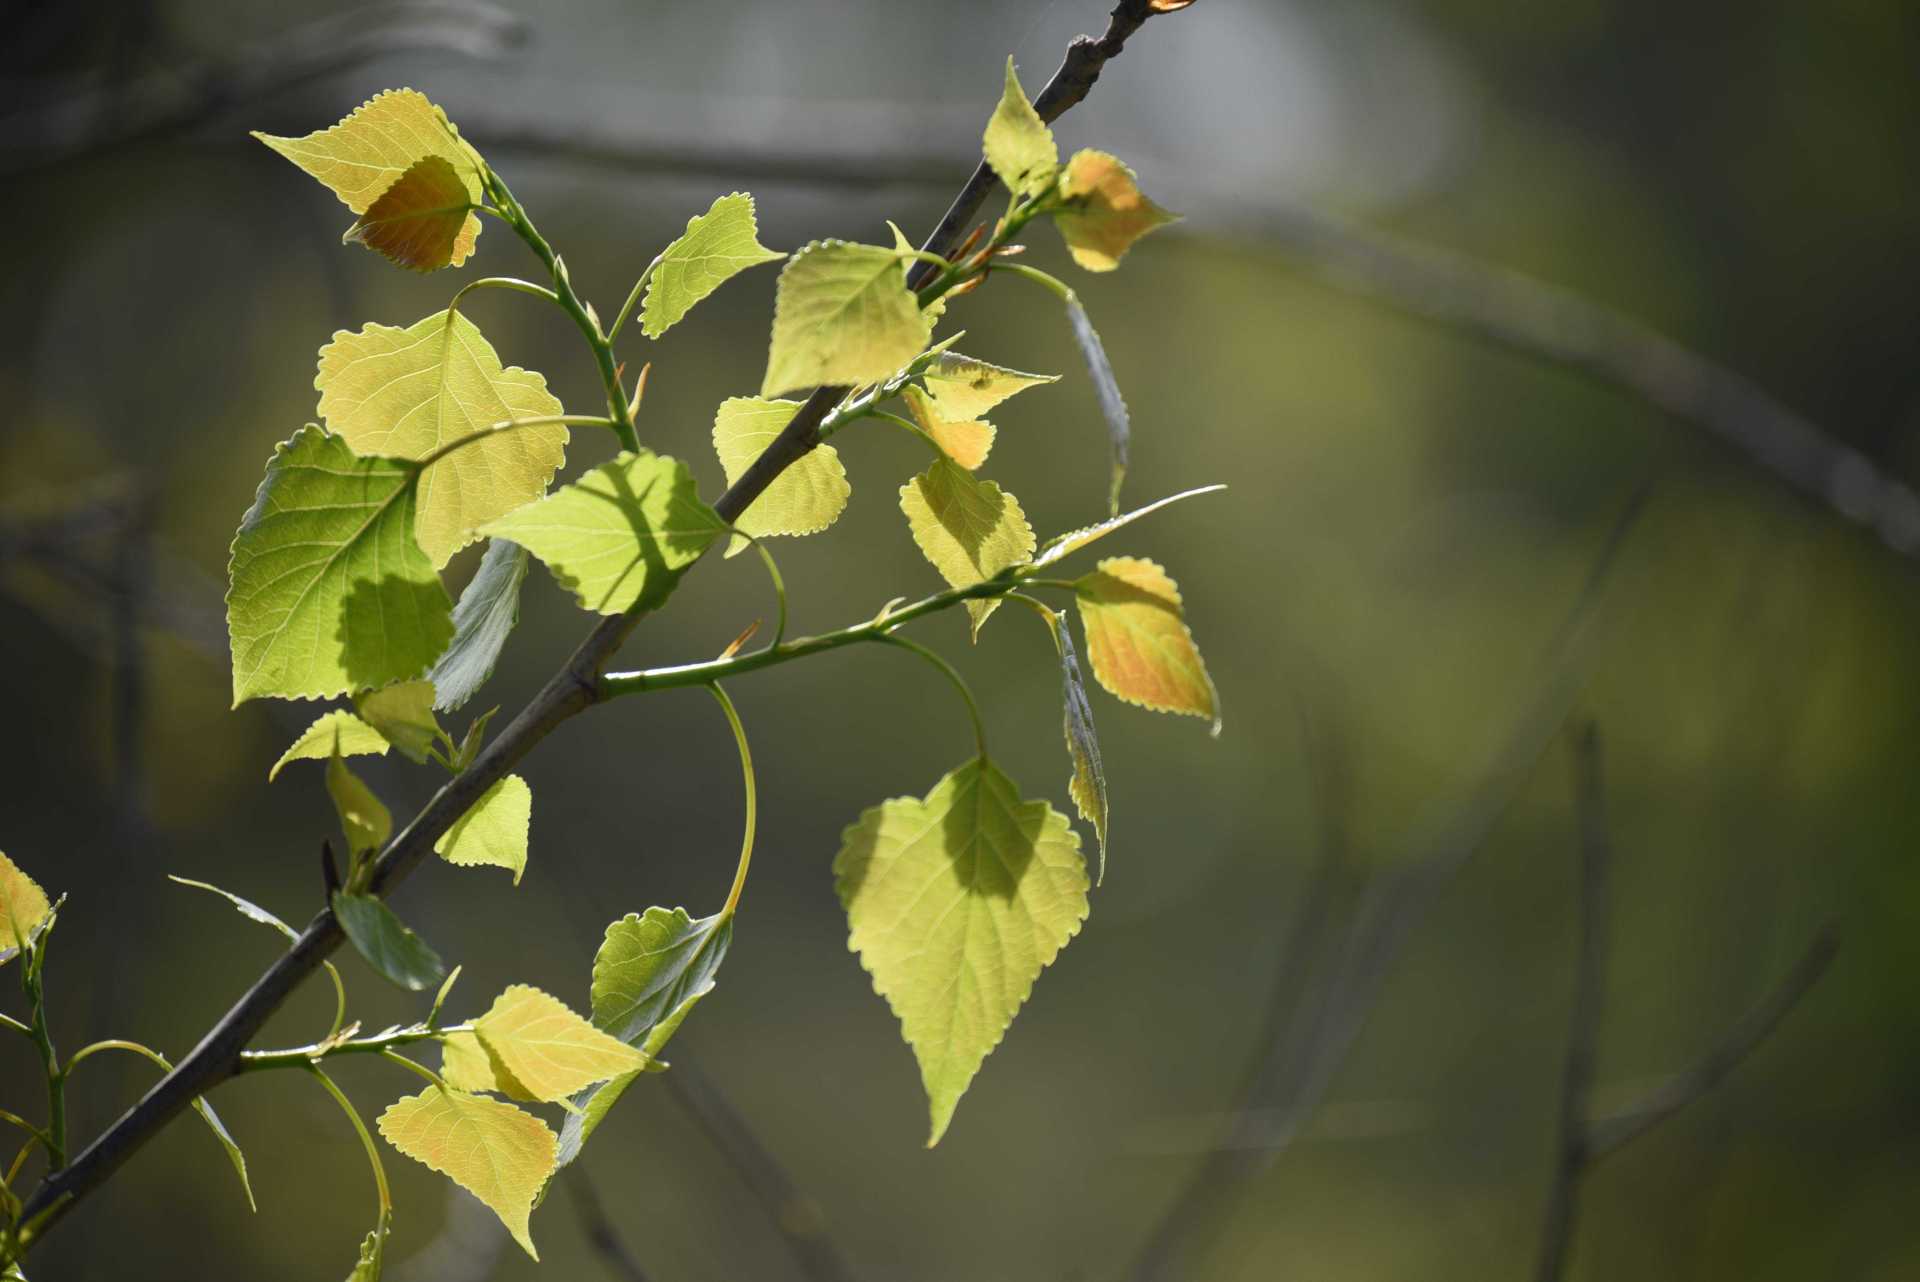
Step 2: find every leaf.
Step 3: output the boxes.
[192,1094,257,1213]
[377,1087,556,1260]
[354,680,443,764]
[343,155,479,271]
[1052,614,1110,882]
[898,457,1035,639]
[270,709,389,780]
[903,385,995,471]
[1064,298,1131,515]
[641,192,783,339]
[167,875,298,942]
[983,58,1059,200]
[434,774,532,883]
[1075,557,1219,729]
[430,538,528,712]
[332,892,447,991]
[253,87,483,241]
[327,749,392,856]
[441,1030,536,1100]
[711,397,851,556]
[920,352,1059,421]
[762,241,932,397]
[227,427,454,705]
[1052,149,1177,272]
[316,310,568,568]
[474,985,648,1103]
[834,758,1089,1144]
[481,451,725,616]
[0,853,51,962]
[1033,484,1228,567]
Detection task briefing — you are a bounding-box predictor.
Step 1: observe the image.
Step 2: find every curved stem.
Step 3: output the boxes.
[997,260,1076,304]
[0,1111,50,1152]
[415,414,621,470]
[729,534,789,649]
[62,1040,165,1077]
[320,961,348,1044]
[881,634,987,758]
[306,1067,390,1216]
[706,684,758,918]
[448,275,561,313]
[0,1014,29,1038]
[868,410,945,456]
[380,1050,447,1090]
[607,253,665,345]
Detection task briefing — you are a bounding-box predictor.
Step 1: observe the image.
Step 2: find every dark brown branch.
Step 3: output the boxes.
[13,0,1186,1247]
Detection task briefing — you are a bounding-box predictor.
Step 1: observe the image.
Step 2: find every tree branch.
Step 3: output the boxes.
[11,0,1188,1248]
[564,1165,652,1282]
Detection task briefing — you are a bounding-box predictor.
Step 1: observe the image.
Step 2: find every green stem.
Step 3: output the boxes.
[415,414,620,470]
[62,1040,165,1076]
[306,1067,390,1216]
[881,634,988,758]
[379,1050,447,1091]
[0,1111,50,1152]
[706,684,758,918]
[0,1014,29,1038]
[20,952,62,1170]
[607,253,664,344]
[727,534,789,649]
[868,410,945,456]
[236,1023,469,1075]
[448,275,561,313]
[998,261,1076,304]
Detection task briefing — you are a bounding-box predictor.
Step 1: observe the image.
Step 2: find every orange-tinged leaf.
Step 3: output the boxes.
[377,1087,555,1259]
[1053,150,1177,272]
[344,155,479,271]
[1075,557,1219,728]
[0,853,51,960]
[904,386,995,471]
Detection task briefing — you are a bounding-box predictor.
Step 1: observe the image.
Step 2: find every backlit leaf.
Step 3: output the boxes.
[481,451,725,616]
[316,310,568,568]
[711,397,850,555]
[0,853,50,961]
[834,758,1088,1144]
[1033,484,1227,567]
[641,192,783,339]
[1065,298,1130,515]
[762,241,932,397]
[441,1030,536,1101]
[920,352,1059,421]
[434,774,531,883]
[343,155,478,271]
[983,58,1059,200]
[167,875,298,941]
[903,385,995,471]
[332,892,446,991]
[1053,149,1177,272]
[270,709,389,780]
[377,1086,556,1259]
[898,458,1035,638]
[1053,614,1109,882]
[475,985,648,1103]
[327,749,392,856]
[355,680,443,764]
[226,426,453,705]
[429,538,528,712]
[1075,557,1219,729]
[192,1094,256,1213]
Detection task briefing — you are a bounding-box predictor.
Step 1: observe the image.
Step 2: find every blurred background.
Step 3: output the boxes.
[3,0,1917,1277]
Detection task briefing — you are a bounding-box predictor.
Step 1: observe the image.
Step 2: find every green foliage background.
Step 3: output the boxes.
[3,0,1918,1277]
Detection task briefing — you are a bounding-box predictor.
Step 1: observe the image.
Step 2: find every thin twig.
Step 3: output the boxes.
[564,1165,651,1282]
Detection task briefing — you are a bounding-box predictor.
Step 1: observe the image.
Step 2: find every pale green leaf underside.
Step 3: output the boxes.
[762,241,932,397]
[355,679,442,763]
[327,749,392,856]
[429,538,529,711]
[377,1087,556,1260]
[226,427,453,705]
[269,709,389,780]
[481,450,725,616]
[642,192,784,339]
[167,875,298,942]
[434,773,532,883]
[983,57,1059,200]
[316,310,567,569]
[332,891,446,991]
[1034,484,1228,567]
[834,757,1088,1145]
[712,397,850,555]
[1054,615,1110,883]
[898,457,1035,638]
[192,1094,256,1213]
[920,351,1060,421]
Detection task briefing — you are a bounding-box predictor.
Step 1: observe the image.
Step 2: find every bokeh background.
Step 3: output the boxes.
[3,0,1918,1277]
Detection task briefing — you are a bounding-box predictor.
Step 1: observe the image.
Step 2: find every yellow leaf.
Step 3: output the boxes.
[377,1086,556,1259]
[316,310,567,568]
[982,58,1058,200]
[433,774,532,884]
[326,748,392,856]
[711,397,850,556]
[441,1030,538,1100]
[761,241,932,398]
[268,709,388,781]
[920,352,1059,421]
[474,985,649,1103]
[903,385,995,471]
[1075,557,1219,728]
[355,680,444,763]
[899,458,1035,639]
[0,853,51,959]
[344,155,479,271]
[1053,150,1177,272]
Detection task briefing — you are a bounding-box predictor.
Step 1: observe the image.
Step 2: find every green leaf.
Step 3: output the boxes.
[983,58,1059,200]
[332,892,446,991]
[711,397,850,555]
[474,985,649,1103]
[433,774,531,883]
[429,538,528,712]
[1052,149,1177,272]
[920,352,1059,421]
[641,192,784,339]
[167,875,298,942]
[834,758,1089,1145]
[226,426,453,705]
[315,310,568,569]
[898,457,1035,639]
[1033,484,1227,567]
[903,385,995,471]
[1075,557,1219,729]
[1064,297,1130,515]
[343,155,479,271]
[1052,614,1109,883]
[354,680,443,764]
[377,1087,556,1260]
[481,450,725,616]
[327,749,392,857]
[762,241,932,397]
[192,1094,257,1213]
[270,709,389,781]
[253,87,484,241]
[0,853,50,964]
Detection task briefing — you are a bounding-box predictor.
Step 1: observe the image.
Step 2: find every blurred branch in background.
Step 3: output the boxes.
[1124,484,1648,1282]
[1533,724,1838,1282]
[564,1165,652,1282]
